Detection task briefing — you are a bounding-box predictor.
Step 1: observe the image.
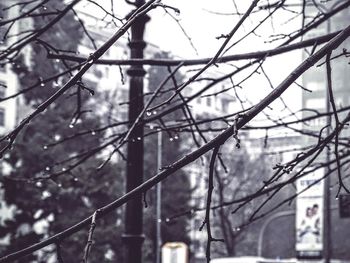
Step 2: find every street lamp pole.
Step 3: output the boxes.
[156,130,162,263]
[324,23,332,263]
[320,3,347,261]
[122,1,149,263]
[323,5,333,262]
[313,2,342,261]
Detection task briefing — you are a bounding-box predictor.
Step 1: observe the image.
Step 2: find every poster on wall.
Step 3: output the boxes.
[295,168,324,258]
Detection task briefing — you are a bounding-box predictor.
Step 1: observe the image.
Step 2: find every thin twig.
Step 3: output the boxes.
[83,210,100,263]
[199,145,224,263]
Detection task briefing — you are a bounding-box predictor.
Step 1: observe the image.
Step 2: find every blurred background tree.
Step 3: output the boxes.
[143,51,192,262]
[0,2,125,262]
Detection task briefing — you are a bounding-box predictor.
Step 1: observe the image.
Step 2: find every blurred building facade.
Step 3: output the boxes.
[302,1,350,139]
[301,0,350,260]
[0,2,21,135]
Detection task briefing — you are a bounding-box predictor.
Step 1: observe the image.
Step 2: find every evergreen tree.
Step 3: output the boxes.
[0,2,124,262]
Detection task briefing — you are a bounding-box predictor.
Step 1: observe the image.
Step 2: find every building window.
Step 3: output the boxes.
[206,97,211,107]
[0,108,5,127]
[0,80,6,98]
[0,64,6,73]
[222,99,229,113]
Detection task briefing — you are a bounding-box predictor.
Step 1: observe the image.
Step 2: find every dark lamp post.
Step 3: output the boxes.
[122,2,150,263]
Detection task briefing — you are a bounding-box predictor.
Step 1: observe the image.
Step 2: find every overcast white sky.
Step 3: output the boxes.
[77,0,304,129]
[146,0,303,123]
[78,0,301,57]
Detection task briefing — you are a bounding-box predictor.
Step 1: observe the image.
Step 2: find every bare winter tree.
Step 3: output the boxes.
[0,0,349,262]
